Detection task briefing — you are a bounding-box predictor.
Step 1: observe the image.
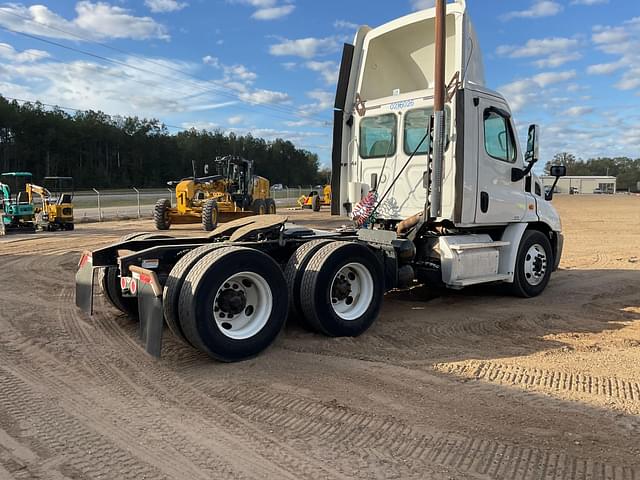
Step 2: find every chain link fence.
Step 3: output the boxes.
[74,186,316,222]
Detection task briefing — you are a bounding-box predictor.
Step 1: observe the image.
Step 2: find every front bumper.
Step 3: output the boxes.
[554,232,564,271]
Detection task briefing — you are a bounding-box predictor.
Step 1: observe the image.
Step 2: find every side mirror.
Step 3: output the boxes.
[549,165,566,178]
[545,165,567,201]
[512,124,541,182]
[525,124,539,164]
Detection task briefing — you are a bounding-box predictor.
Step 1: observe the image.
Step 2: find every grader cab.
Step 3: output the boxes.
[154,156,276,232]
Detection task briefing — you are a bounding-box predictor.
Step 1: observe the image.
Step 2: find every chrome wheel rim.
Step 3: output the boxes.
[523,244,547,286]
[213,272,272,340]
[330,262,374,321]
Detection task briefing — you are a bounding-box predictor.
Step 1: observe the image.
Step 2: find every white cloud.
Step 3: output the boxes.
[239,89,290,105]
[497,37,579,58]
[223,64,257,82]
[587,61,624,75]
[202,55,220,68]
[269,36,341,59]
[227,115,245,125]
[533,53,582,68]
[298,90,334,117]
[571,0,607,4]
[252,5,294,20]
[590,19,640,92]
[333,20,358,30]
[305,60,339,86]
[0,2,169,41]
[497,37,582,68]
[144,0,188,13]
[498,70,576,112]
[563,106,593,116]
[503,1,563,20]
[230,0,295,21]
[0,54,216,116]
[411,0,435,10]
[0,43,50,63]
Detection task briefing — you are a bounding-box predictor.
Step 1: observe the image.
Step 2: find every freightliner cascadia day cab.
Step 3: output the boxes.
[75,0,566,362]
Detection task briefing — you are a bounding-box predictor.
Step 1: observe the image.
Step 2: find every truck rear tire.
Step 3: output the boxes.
[252,199,266,215]
[300,242,384,337]
[178,247,288,362]
[265,198,277,215]
[163,244,225,346]
[202,199,219,231]
[154,199,172,231]
[509,230,553,298]
[284,239,333,323]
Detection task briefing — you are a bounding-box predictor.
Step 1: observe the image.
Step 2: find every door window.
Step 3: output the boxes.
[403,107,451,155]
[359,114,397,159]
[483,109,516,163]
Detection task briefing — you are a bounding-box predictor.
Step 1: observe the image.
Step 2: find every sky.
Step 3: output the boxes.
[0,0,638,169]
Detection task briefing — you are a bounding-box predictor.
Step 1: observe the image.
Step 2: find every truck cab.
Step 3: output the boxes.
[332,0,564,294]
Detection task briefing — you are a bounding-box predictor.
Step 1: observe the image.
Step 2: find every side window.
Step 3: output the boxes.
[403,107,451,155]
[483,109,516,163]
[359,114,397,159]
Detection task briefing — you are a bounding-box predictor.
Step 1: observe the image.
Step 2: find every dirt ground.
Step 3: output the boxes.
[0,196,638,480]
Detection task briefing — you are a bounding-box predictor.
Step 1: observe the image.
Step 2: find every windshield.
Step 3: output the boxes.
[359,114,397,159]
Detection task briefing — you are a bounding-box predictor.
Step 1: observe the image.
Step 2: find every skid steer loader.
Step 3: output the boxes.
[154,156,275,231]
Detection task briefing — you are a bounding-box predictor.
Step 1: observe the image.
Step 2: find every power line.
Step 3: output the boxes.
[1,95,187,131]
[0,9,331,124]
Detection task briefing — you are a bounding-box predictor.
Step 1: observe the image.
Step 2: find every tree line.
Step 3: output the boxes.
[0,96,325,189]
[545,153,640,191]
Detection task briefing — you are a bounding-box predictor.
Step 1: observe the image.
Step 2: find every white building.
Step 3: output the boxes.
[540,176,617,195]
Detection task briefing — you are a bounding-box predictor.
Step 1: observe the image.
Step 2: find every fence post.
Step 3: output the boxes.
[133,187,141,219]
[167,188,174,208]
[92,188,102,222]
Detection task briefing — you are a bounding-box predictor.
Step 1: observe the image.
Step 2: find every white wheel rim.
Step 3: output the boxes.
[523,244,548,286]
[330,262,374,321]
[213,272,272,340]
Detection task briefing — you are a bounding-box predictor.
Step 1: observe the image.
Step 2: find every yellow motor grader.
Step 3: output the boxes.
[154,156,275,231]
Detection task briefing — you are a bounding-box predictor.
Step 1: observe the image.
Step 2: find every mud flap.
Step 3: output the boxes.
[75,251,95,315]
[131,266,164,358]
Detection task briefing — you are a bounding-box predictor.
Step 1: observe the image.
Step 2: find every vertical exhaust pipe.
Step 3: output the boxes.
[429,0,447,219]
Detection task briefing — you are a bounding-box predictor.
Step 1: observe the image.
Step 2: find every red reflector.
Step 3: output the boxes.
[78,253,91,268]
[120,277,128,290]
[139,273,152,285]
[130,279,137,295]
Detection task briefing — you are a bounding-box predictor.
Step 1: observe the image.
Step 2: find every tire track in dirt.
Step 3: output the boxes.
[4,253,342,480]
[0,330,302,480]
[53,286,354,480]
[435,361,640,403]
[0,368,167,480]
[193,383,639,480]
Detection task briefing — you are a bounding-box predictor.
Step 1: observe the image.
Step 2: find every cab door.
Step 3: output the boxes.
[475,97,527,224]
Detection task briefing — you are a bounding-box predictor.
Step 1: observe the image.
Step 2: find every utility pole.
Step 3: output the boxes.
[428,0,447,219]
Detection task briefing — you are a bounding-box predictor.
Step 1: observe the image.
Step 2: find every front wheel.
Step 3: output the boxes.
[178,247,288,362]
[154,199,172,231]
[509,230,553,298]
[252,199,266,215]
[265,198,277,215]
[300,242,384,337]
[202,199,219,231]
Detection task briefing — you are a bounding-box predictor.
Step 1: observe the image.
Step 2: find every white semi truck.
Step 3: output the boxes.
[75,0,566,362]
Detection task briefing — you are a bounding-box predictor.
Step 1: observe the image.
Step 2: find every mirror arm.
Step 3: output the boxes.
[545,176,561,201]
